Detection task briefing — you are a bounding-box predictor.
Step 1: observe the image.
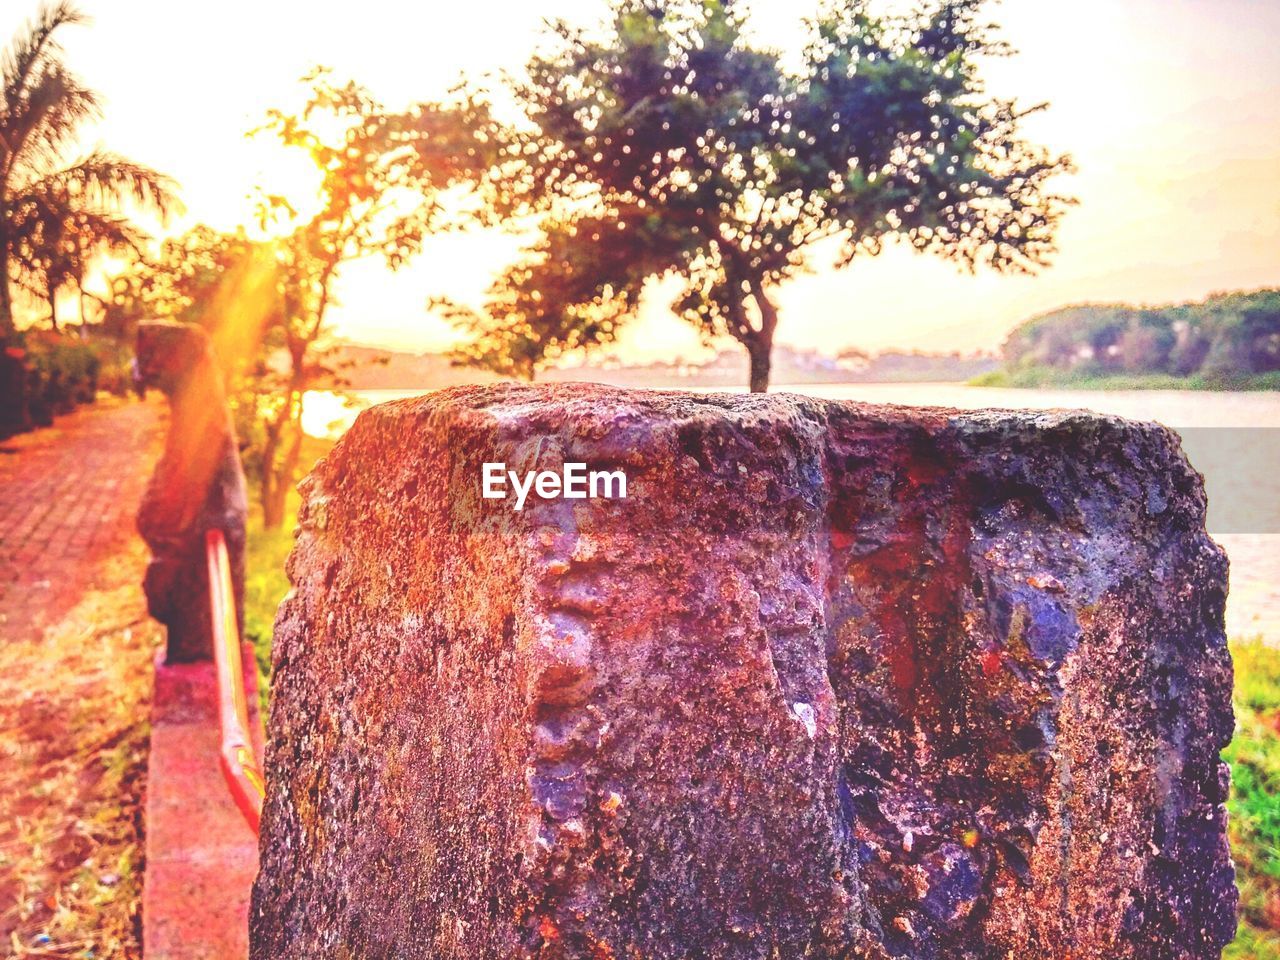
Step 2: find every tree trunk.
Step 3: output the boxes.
[262,467,284,529]
[260,413,283,528]
[261,387,305,530]
[0,239,13,340]
[263,416,304,530]
[261,421,287,529]
[744,281,780,393]
[262,470,288,529]
[747,338,771,393]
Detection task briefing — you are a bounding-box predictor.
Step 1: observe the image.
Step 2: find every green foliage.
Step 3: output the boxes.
[81,335,135,395]
[243,515,294,712]
[1226,638,1280,957]
[242,434,333,711]
[17,328,112,421]
[2,324,133,434]
[1237,640,1280,714]
[971,366,1280,391]
[993,289,1280,385]
[101,225,278,338]
[447,0,1072,390]
[0,2,178,337]
[102,70,497,526]
[1226,925,1280,960]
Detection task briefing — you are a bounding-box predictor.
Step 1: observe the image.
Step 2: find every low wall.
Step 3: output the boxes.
[252,384,1235,959]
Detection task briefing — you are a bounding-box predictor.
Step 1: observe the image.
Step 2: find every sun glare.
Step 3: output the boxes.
[243,137,328,240]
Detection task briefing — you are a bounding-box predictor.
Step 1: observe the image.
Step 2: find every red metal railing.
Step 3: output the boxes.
[205,528,265,833]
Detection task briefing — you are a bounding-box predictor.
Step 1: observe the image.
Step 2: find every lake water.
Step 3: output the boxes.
[304,383,1280,640]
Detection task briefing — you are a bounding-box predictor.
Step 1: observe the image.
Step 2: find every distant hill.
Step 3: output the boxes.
[318,344,503,390]
[321,343,996,391]
[979,288,1280,389]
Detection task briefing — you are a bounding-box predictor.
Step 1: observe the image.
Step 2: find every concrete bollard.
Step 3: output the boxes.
[136,321,247,663]
[252,384,1235,959]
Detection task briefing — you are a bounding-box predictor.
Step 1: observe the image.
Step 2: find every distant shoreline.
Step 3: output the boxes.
[971,368,1280,392]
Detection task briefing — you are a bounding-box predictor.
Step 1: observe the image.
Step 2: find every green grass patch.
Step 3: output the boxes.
[243,435,335,711]
[244,515,295,710]
[1226,637,1280,957]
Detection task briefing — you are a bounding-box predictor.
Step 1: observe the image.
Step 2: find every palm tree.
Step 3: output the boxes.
[0,2,178,337]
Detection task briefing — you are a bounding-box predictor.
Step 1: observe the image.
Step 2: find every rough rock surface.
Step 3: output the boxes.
[252,383,1235,959]
[136,321,247,662]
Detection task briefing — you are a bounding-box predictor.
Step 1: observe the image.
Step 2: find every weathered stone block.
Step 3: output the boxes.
[253,384,1235,959]
[136,321,247,663]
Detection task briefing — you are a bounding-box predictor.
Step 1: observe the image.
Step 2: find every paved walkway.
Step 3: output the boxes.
[0,398,163,643]
[0,398,165,955]
[0,399,260,958]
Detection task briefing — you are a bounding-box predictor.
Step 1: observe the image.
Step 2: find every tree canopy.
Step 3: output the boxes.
[245,69,498,526]
[447,0,1073,390]
[998,289,1280,384]
[107,70,501,527]
[0,2,177,335]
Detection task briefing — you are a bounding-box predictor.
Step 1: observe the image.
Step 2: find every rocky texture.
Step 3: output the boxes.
[136,321,247,662]
[253,383,1235,959]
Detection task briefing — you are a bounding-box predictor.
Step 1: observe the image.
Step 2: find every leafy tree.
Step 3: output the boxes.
[246,69,497,527]
[1116,315,1174,374]
[1199,292,1280,380]
[101,225,268,336]
[108,59,501,530]
[102,224,293,489]
[0,2,177,337]
[448,0,1073,391]
[996,288,1280,384]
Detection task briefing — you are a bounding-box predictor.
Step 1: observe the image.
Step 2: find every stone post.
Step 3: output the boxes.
[252,384,1235,959]
[135,321,247,663]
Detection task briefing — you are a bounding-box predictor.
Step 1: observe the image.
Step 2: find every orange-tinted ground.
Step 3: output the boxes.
[0,399,162,957]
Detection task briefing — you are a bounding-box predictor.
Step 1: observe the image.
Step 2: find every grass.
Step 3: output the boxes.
[1226,637,1280,959]
[243,435,334,712]
[971,366,1280,391]
[243,516,294,713]
[0,547,159,958]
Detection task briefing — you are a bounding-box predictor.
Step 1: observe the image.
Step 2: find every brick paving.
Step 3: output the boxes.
[0,398,163,643]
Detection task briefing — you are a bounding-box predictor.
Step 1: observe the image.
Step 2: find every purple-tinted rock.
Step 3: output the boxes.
[252,384,1235,959]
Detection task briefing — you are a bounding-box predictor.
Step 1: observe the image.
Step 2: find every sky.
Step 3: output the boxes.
[7,0,1279,361]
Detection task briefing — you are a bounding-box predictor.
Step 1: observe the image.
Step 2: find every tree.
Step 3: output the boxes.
[0,2,177,337]
[449,0,1073,391]
[101,224,292,493]
[20,203,148,330]
[248,69,497,527]
[1116,314,1173,374]
[101,225,273,338]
